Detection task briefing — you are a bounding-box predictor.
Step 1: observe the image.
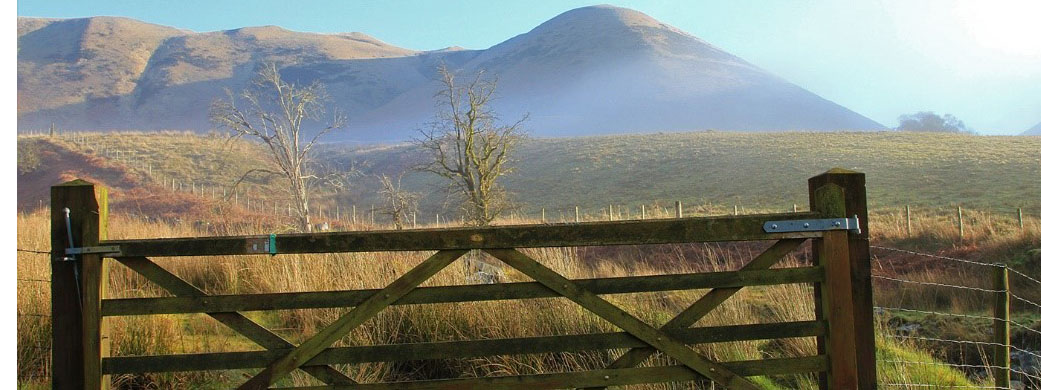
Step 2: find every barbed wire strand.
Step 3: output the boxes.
[874,306,1002,322]
[881,359,1002,370]
[1008,267,1041,287]
[1009,319,1041,337]
[872,275,1001,293]
[1010,292,1041,311]
[871,246,1000,268]
[1009,344,1041,361]
[1010,366,1041,382]
[882,334,1005,348]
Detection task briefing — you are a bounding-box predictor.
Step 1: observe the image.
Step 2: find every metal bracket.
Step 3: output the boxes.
[764,215,861,235]
[64,245,122,256]
[245,234,277,255]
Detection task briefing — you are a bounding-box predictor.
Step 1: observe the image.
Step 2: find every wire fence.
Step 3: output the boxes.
[872,245,1041,389]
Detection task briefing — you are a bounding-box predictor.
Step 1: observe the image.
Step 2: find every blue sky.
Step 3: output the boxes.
[16,0,1041,134]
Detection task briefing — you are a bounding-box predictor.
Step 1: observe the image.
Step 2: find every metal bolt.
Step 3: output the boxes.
[803,222,810,228]
[770,224,778,230]
[710,367,716,372]
[604,375,610,380]
[833,221,841,227]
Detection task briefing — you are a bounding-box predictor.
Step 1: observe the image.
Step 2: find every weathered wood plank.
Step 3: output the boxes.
[103,212,821,257]
[271,356,827,390]
[103,321,825,374]
[51,180,110,390]
[236,250,467,390]
[809,168,876,389]
[815,184,859,390]
[586,238,806,389]
[115,257,356,386]
[486,249,760,390]
[102,267,824,316]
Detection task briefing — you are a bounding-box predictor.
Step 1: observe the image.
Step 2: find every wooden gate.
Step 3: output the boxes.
[49,169,876,389]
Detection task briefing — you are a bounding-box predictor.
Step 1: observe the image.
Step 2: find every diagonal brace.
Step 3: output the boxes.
[581,238,805,389]
[115,257,356,386]
[237,249,467,390]
[485,249,761,390]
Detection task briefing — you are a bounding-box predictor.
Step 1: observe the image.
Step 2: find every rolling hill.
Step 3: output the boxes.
[18,5,885,141]
[1024,122,1041,135]
[18,131,1040,220]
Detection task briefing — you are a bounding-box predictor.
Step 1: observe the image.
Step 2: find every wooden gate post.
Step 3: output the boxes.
[51,180,110,390]
[809,168,876,390]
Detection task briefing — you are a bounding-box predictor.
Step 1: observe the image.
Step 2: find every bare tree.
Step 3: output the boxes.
[416,64,527,226]
[377,174,420,230]
[210,63,345,232]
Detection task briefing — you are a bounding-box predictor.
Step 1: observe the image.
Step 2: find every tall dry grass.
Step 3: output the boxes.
[19,206,1028,388]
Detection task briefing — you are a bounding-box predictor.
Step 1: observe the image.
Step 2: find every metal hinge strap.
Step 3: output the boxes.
[65,245,122,256]
[764,215,861,235]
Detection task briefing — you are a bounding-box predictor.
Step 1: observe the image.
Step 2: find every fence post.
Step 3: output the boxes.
[809,168,875,390]
[993,265,1011,389]
[957,206,964,240]
[675,201,682,218]
[905,205,911,236]
[575,206,580,223]
[1017,208,1024,230]
[51,179,110,390]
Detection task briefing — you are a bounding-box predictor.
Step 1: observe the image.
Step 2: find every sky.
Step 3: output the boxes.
[15,0,1041,134]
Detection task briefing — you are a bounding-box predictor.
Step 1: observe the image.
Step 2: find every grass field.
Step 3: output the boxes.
[19,210,1031,389]
[16,130,1041,388]
[325,131,1041,218]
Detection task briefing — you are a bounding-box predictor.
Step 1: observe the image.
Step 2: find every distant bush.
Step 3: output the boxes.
[897,111,971,133]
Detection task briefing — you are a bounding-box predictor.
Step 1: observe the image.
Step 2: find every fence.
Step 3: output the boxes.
[870,246,1041,389]
[45,169,877,389]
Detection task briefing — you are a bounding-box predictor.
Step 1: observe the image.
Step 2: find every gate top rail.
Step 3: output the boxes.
[100,211,825,257]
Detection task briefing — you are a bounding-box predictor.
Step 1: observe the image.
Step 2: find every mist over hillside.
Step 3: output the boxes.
[18,5,885,141]
[1024,122,1041,135]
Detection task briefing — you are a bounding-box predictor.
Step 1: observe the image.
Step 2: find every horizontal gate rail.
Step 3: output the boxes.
[103,321,826,374]
[273,357,828,390]
[102,266,823,316]
[101,212,823,257]
[51,168,876,390]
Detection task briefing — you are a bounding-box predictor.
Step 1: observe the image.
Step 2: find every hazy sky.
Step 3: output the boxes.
[16,0,1041,134]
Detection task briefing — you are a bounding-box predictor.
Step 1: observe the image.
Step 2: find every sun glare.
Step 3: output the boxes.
[954,0,1041,58]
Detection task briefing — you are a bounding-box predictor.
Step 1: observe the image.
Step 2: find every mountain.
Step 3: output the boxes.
[1024,122,1041,135]
[17,5,886,141]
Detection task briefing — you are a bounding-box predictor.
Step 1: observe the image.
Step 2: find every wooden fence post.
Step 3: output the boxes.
[51,179,110,390]
[905,205,911,236]
[809,168,875,390]
[675,201,683,218]
[957,206,964,240]
[1017,208,1024,230]
[993,265,1011,389]
[575,206,580,223]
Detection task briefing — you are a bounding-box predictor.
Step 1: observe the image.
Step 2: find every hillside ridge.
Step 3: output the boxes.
[18,6,885,140]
